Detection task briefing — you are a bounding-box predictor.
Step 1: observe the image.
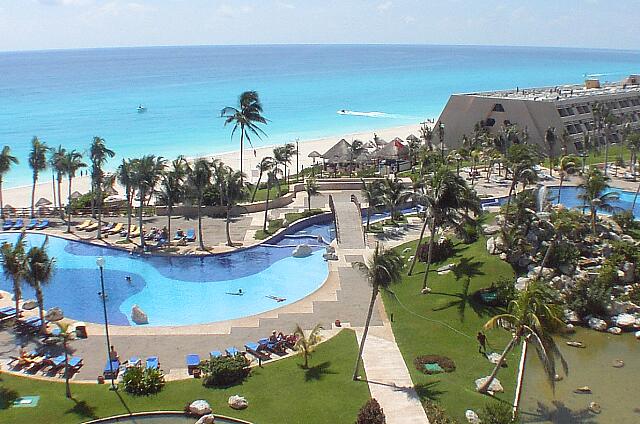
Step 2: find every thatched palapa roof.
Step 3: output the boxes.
[375,139,409,160]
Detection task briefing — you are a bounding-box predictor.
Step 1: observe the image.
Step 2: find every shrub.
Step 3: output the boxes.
[418,238,455,263]
[356,398,386,424]
[547,241,579,268]
[422,400,459,424]
[460,223,479,244]
[566,277,611,318]
[478,401,519,424]
[612,210,637,232]
[492,276,516,306]
[120,366,165,395]
[201,355,250,388]
[414,355,456,375]
[628,285,640,304]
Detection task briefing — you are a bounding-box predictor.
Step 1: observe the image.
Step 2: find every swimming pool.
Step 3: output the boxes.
[546,186,640,219]
[0,222,334,326]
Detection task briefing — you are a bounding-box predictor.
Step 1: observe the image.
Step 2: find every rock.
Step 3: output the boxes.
[635,331,640,339]
[565,324,576,334]
[189,400,212,416]
[515,277,531,291]
[22,299,37,310]
[437,263,455,273]
[588,317,607,331]
[421,287,432,294]
[494,235,505,251]
[565,310,580,323]
[486,352,502,364]
[559,264,574,275]
[482,225,501,235]
[45,307,64,322]
[589,402,602,414]
[607,326,622,335]
[608,231,622,242]
[499,252,508,261]
[621,234,635,243]
[475,376,503,393]
[228,395,248,410]
[574,386,591,394]
[614,313,636,328]
[195,414,215,424]
[566,341,584,348]
[131,305,149,325]
[292,244,313,258]
[465,409,481,424]
[621,262,635,283]
[402,247,412,254]
[530,266,554,279]
[517,255,532,268]
[486,237,497,255]
[613,359,625,368]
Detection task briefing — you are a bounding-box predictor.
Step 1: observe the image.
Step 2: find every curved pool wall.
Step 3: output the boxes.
[546,186,640,219]
[0,214,335,327]
[83,411,252,424]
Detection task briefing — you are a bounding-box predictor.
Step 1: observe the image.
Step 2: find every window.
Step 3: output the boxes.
[492,104,505,112]
[584,121,594,131]
[576,105,590,114]
[484,118,496,127]
[574,141,584,152]
[558,108,568,117]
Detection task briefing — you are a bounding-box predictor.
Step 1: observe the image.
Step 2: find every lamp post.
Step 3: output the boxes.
[296,139,300,182]
[97,257,116,390]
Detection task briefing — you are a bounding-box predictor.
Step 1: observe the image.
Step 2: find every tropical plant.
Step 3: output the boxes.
[478,280,566,394]
[117,159,135,241]
[380,178,412,221]
[261,157,277,233]
[251,157,273,202]
[479,400,519,424]
[626,130,640,176]
[25,238,55,334]
[0,232,26,320]
[28,137,49,218]
[220,167,248,246]
[349,140,365,175]
[361,179,383,232]
[0,146,18,218]
[201,354,250,388]
[293,323,322,369]
[59,150,86,233]
[577,167,619,234]
[89,137,115,239]
[305,176,319,211]
[356,398,386,424]
[50,145,66,218]
[54,321,75,398]
[120,365,166,395]
[353,244,404,380]
[132,155,166,247]
[504,144,540,212]
[565,275,611,318]
[187,158,211,250]
[556,155,578,205]
[602,109,618,176]
[221,91,268,182]
[157,171,183,242]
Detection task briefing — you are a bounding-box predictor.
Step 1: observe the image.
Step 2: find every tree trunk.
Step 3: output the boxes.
[251,173,262,203]
[126,189,132,241]
[167,204,172,244]
[138,193,144,248]
[263,178,271,233]
[353,286,378,380]
[239,126,244,184]
[632,181,640,210]
[66,177,73,233]
[197,194,204,250]
[307,190,312,211]
[57,177,64,219]
[226,206,233,247]
[604,135,609,176]
[408,215,429,276]
[36,287,46,334]
[14,280,20,320]
[31,175,37,218]
[96,184,103,239]
[421,223,437,291]
[478,335,518,393]
[63,339,71,398]
[557,176,564,205]
[51,169,57,217]
[365,208,371,232]
[0,177,4,219]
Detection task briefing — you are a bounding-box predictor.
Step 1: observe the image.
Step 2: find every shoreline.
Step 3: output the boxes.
[2,122,427,208]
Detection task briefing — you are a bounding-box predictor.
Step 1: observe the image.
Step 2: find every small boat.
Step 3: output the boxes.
[137,104,147,113]
[574,386,592,394]
[566,341,585,348]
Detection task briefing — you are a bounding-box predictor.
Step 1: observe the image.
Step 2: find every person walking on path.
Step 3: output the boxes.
[477,331,487,354]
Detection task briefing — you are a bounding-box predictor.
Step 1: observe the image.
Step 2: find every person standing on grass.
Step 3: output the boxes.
[477,331,487,354]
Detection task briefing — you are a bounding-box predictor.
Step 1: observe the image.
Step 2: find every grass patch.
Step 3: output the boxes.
[0,330,369,424]
[254,209,324,240]
[250,184,290,202]
[382,235,519,421]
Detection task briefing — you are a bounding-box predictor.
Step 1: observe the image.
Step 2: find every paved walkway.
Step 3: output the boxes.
[356,323,430,424]
[334,200,365,249]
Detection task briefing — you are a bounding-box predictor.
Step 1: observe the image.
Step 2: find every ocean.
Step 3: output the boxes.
[1,44,640,187]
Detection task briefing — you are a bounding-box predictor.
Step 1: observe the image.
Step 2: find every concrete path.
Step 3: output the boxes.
[333,200,365,249]
[356,323,430,424]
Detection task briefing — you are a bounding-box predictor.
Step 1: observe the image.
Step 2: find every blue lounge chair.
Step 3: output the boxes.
[186,354,200,374]
[146,356,159,370]
[186,229,196,241]
[12,219,24,229]
[35,219,49,230]
[26,219,38,230]
[210,350,222,359]
[225,347,239,356]
[104,359,120,378]
[0,306,17,317]
[127,356,141,367]
[2,219,14,230]
[62,356,83,376]
[245,342,271,361]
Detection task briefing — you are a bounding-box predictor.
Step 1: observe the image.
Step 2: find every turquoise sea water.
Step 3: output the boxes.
[1,44,640,187]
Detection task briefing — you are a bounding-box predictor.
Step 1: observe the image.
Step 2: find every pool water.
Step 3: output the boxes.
[546,186,640,219]
[0,223,334,326]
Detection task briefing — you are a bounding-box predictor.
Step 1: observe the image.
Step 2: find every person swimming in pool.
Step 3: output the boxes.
[226,289,243,296]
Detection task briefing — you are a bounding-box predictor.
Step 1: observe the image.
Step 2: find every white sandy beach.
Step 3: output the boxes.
[2,122,424,208]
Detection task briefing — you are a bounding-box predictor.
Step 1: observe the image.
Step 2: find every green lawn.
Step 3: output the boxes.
[382,235,520,421]
[254,209,324,240]
[250,184,290,202]
[0,330,369,424]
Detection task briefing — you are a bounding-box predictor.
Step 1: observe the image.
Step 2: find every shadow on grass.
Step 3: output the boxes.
[519,400,597,424]
[65,399,98,420]
[301,361,335,381]
[0,386,19,409]
[414,381,446,402]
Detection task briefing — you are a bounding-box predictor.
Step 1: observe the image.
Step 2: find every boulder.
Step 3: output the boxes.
[475,376,503,393]
[530,266,554,279]
[565,310,580,323]
[195,414,215,424]
[589,402,602,414]
[45,307,64,322]
[499,253,508,261]
[635,331,640,339]
[292,244,313,258]
[465,409,481,424]
[131,305,149,325]
[189,400,212,416]
[614,313,636,328]
[588,317,607,331]
[486,352,502,365]
[517,255,532,268]
[607,326,622,335]
[621,262,635,284]
[621,234,635,243]
[558,264,574,276]
[494,235,505,252]
[482,225,501,236]
[515,277,531,291]
[228,395,248,410]
[486,237,497,255]
[437,263,455,273]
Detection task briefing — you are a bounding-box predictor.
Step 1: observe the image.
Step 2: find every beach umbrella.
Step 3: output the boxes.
[406,134,420,143]
[35,197,52,207]
[45,307,64,322]
[4,204,15,213]
[22,299,38,310]
[70,191,82,200]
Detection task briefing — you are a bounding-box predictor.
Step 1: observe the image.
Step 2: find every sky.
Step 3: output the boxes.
[0,0,638,51]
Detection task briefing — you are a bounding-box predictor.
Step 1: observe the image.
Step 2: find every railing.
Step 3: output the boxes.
[1,205,155,220]
[350,194,366,245]
[328,194,340,244]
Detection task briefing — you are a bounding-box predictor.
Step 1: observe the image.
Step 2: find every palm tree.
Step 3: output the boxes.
[131,155,166,248]
[602,110,618,177]
[157,171,183,242]
[305,177,319,211]
[380,178,412,222]
[478,280,567,394]
[504,144,540,212]
[419,121,434,151]
[437,122,446,160]
[89,137,115,239]
[221,167,248,247]
[578,168,619,234]
[251,157,272,202]
[361,179,383,232]
[55,321,75,398]
[349,140,365,175]
[353,244,404,380]
[59,150,86,233]
[221,91,268,182]
[117,159,135,241]
[293,323,322,369]
[0,232,26,320]
[28,137,49,218]
[626,131,640,177]
[0,146,18,218]
[556,155,578,205]
[25,238,55,334]
[187,159,212,250]
[261,157,277,233]
[544,127,557,176]
[273,144,296,189]
[50,145,66,218]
